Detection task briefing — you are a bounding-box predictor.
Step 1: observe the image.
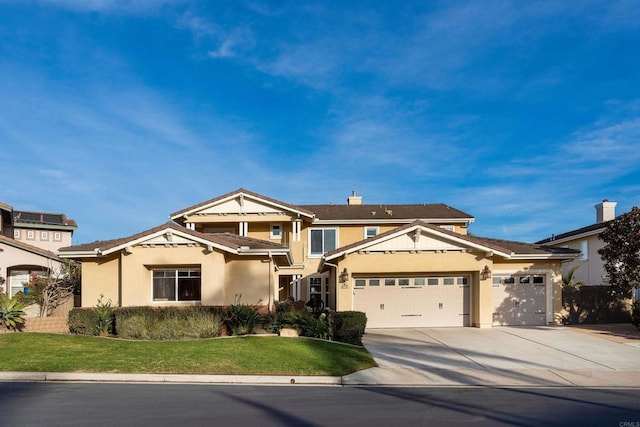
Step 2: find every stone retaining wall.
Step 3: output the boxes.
[23,317,69,334]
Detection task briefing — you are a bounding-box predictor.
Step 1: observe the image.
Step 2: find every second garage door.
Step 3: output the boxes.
[353,276,470,328]
[492,274,547,326]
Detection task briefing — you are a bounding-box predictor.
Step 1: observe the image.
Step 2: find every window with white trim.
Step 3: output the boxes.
[54,232,62,241]
[41,231,49,241]
[309,228,337,256]
[364,226,378,239]
[13,229,20,239]
[270,224,282,239]
[440,225,455,232]
[152,268,201,302]
[27,230,35,240]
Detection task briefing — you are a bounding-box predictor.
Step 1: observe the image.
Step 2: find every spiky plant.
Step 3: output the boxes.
[0,294,26,331]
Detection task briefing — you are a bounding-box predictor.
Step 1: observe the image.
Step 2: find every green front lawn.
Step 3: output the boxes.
[0,334,376,376]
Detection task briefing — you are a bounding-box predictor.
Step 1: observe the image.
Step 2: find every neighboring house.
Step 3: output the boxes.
[536,200,617,287]
[60,189,579,328]
[0,202,78,317]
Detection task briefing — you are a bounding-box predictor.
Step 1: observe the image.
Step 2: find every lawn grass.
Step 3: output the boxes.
[0,333,376,376]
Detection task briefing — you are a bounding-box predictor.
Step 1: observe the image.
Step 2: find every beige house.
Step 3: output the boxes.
[0,202,77,299]
[61,189,579,327]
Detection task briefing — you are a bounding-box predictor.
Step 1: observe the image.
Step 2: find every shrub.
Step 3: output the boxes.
[332,311,367,346]
[68,308,100,336]
[632,300,640,329]
[95,295,115,336]
[114,306,224,340]
[302,313,332,340]
[224,304,260,335]
[0,294,26,331]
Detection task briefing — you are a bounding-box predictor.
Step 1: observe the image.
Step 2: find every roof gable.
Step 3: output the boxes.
[170,188,315,220]
[324,222,512,261]
[59,222,291,264]
[323,221,580,262]
[0,235,60,260]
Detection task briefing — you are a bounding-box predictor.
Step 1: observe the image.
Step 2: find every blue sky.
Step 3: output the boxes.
[1,0,640,245]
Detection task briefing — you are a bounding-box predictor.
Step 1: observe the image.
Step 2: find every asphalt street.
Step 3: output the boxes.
[1,382,639,426]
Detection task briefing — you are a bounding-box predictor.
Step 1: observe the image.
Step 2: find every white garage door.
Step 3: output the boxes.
[353,276,470,328]
[492,274,546,326]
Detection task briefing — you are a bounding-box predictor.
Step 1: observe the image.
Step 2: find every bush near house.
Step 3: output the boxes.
[68,308,101,336]
[266,302,366,346]
[331,311,367,346]
[224,304,261,336]
[69,306,225,340]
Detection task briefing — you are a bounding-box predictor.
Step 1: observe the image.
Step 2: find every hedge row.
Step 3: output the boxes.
[69,306,225,340]
[68,304,368,345]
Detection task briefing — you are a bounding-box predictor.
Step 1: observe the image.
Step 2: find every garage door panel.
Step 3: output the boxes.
[492,274,546,326]
[354,276,470,328]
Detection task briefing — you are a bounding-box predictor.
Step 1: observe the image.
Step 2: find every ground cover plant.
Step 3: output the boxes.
[0,333,375,376]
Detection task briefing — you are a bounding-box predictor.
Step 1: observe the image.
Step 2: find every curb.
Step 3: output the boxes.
[0,372,342,385]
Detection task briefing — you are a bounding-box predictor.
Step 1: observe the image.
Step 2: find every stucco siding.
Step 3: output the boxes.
[225,257,274,306]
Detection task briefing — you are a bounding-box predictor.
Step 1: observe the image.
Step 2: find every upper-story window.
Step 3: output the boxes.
[309,228,337,256]
[580,240,588,261]
[440,225,454,232]
[41,231,49,241]
[270,224,282,239]
[26,230,35,240]
[364,226,378,239]
[13,230,21,239]
[54,232,62,241]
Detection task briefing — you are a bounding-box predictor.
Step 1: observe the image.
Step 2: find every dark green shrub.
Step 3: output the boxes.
[114,306,224,340]
[68,308,100,336]
[332,311,367,346]
[301,313,332,340]
[632,300,640,329]
[224,304,260,335]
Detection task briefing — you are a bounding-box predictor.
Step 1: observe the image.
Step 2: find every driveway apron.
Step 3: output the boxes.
[342,326,640,387]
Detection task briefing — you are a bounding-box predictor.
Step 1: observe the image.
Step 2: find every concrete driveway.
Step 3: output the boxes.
[342,326,640,387]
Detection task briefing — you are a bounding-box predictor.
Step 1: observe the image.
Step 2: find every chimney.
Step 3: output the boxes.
[347,190,362,205]
[595,199,617,223]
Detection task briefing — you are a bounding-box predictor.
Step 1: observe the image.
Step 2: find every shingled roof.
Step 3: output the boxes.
[0,234,61,260]
[300,204,474,222]
[323,221,579,261]
[59,222,288,255]
[536,221,610,244]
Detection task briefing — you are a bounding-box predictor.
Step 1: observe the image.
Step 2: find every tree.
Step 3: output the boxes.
[598,206,640,299]
[17,259,80,317]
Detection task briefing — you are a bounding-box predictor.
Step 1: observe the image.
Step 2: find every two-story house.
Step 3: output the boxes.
[537,200,617,287]
[0,202,77,299]
[60,189,578,328]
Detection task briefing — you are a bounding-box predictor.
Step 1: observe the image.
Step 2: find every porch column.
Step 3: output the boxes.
[293,274,302,300]
[292,220,301,242]
[239,222,248,237]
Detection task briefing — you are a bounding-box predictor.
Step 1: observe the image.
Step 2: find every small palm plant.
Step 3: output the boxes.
[0,294,26,331]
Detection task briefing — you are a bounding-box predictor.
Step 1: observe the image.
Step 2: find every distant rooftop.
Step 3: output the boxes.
[12,210,77,229]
